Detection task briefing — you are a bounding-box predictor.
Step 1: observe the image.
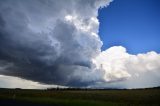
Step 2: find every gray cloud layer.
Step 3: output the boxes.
[0,0,111,87]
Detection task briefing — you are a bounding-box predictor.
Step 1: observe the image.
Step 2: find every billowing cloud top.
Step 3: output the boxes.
[95,46,160,88]
[0,0,160,88]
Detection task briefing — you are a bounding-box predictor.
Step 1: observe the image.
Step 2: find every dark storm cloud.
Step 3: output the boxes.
[0,0,111,87]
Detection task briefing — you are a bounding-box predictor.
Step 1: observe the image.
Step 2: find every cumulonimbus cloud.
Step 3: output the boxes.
[0,0,112,87]
[0,0,160,88]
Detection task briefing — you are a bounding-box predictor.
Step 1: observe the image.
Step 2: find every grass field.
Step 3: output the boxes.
[0,88,160,106]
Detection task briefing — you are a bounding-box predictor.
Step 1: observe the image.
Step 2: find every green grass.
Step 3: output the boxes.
[0,88,160,106]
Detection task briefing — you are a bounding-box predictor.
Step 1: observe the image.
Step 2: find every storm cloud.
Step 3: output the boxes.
[0,0,112,87]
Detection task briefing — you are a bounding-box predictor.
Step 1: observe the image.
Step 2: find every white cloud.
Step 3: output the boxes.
[94,46,160,88]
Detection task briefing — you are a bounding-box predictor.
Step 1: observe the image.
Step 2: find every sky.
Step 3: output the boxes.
[0,0,160,89]
[98,0,160,54]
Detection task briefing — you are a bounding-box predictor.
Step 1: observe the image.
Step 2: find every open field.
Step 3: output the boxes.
[0,88,160,106]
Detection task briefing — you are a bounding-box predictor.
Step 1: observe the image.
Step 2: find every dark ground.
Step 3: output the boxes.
[0,87,160,106]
